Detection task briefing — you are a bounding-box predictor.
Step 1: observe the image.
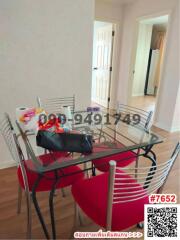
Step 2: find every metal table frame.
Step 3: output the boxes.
[20,122,163,239]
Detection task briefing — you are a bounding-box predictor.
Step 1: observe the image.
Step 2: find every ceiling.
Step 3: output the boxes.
[98,0,135,6]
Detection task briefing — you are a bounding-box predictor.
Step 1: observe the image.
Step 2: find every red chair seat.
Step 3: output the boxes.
[18,152,84,192]
[71,170,149,231]
[93,151,137,172]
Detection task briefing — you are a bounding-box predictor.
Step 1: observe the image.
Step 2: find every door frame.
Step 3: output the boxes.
[127,10,172,119]
[92,17,121,109]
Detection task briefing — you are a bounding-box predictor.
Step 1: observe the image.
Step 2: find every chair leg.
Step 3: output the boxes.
[92,163,96,176]
[135,159,138,179]
[26,192,32,239]
[135,156,140,179]
[84,162,90,178]
[61,188,66,197]
[135,148,141,179]
[17,183,23,214]
[137,222,144,229]
[77,205,84,226]
[70,203,79,239]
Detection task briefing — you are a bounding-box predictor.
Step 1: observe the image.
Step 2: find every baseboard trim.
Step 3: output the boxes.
[153,121,171,132]
[154,121,180,133]
[132,93,144,97]
[170,126,180,133]
[0,161,16,170]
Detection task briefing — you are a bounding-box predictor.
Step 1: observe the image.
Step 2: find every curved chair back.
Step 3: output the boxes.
[16,121,42,170]
[0,113,24,165]
[37,95,75,114]
[106,142,180,230]
[117,103,153,130]
[0,113,32,238]
[0,113,30,193]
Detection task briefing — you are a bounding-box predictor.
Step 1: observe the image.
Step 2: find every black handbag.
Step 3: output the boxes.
[36,130,93,153]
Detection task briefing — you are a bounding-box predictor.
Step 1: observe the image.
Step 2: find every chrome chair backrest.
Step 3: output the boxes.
[0,113,30,192]
[0,114,32,238]
[106,142,180,230]
[117,103,153,130]
[0,113,24,165]
[16,121,42,169]
[37,95,75,114]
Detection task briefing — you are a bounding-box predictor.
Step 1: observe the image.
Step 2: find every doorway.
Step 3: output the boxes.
[91,21,115,109]
[130,15,169,112]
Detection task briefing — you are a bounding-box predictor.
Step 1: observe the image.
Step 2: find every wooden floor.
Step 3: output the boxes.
[92,95,156,112]
[0,127,179,239]
[130,96,156,112]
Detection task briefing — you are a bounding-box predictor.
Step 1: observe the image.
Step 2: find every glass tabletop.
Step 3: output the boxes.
[24,118,164,173]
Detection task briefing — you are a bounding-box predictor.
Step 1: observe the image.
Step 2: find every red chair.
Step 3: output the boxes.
[0,113,84,239]
[17,151,83,192]
[92,148,137,172]
[92,104,153,172]
[72,143,179,232]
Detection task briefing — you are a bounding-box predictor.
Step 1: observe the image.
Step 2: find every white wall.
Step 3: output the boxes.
[0,0,94,168]
[95,0,122,22]
[154,1,179,132]
[116,0,179,132]
[95,0,123,109]
[172,85,180,132]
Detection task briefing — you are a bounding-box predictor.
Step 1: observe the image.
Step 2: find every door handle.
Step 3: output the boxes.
[93,67,98,70]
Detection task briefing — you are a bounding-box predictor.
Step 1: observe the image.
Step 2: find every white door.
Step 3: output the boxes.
[132,23,153,96]
[147,50,160,94]
[92,24,113,108]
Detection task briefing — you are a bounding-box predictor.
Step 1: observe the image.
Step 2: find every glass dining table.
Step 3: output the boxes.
[18,113,164,239]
